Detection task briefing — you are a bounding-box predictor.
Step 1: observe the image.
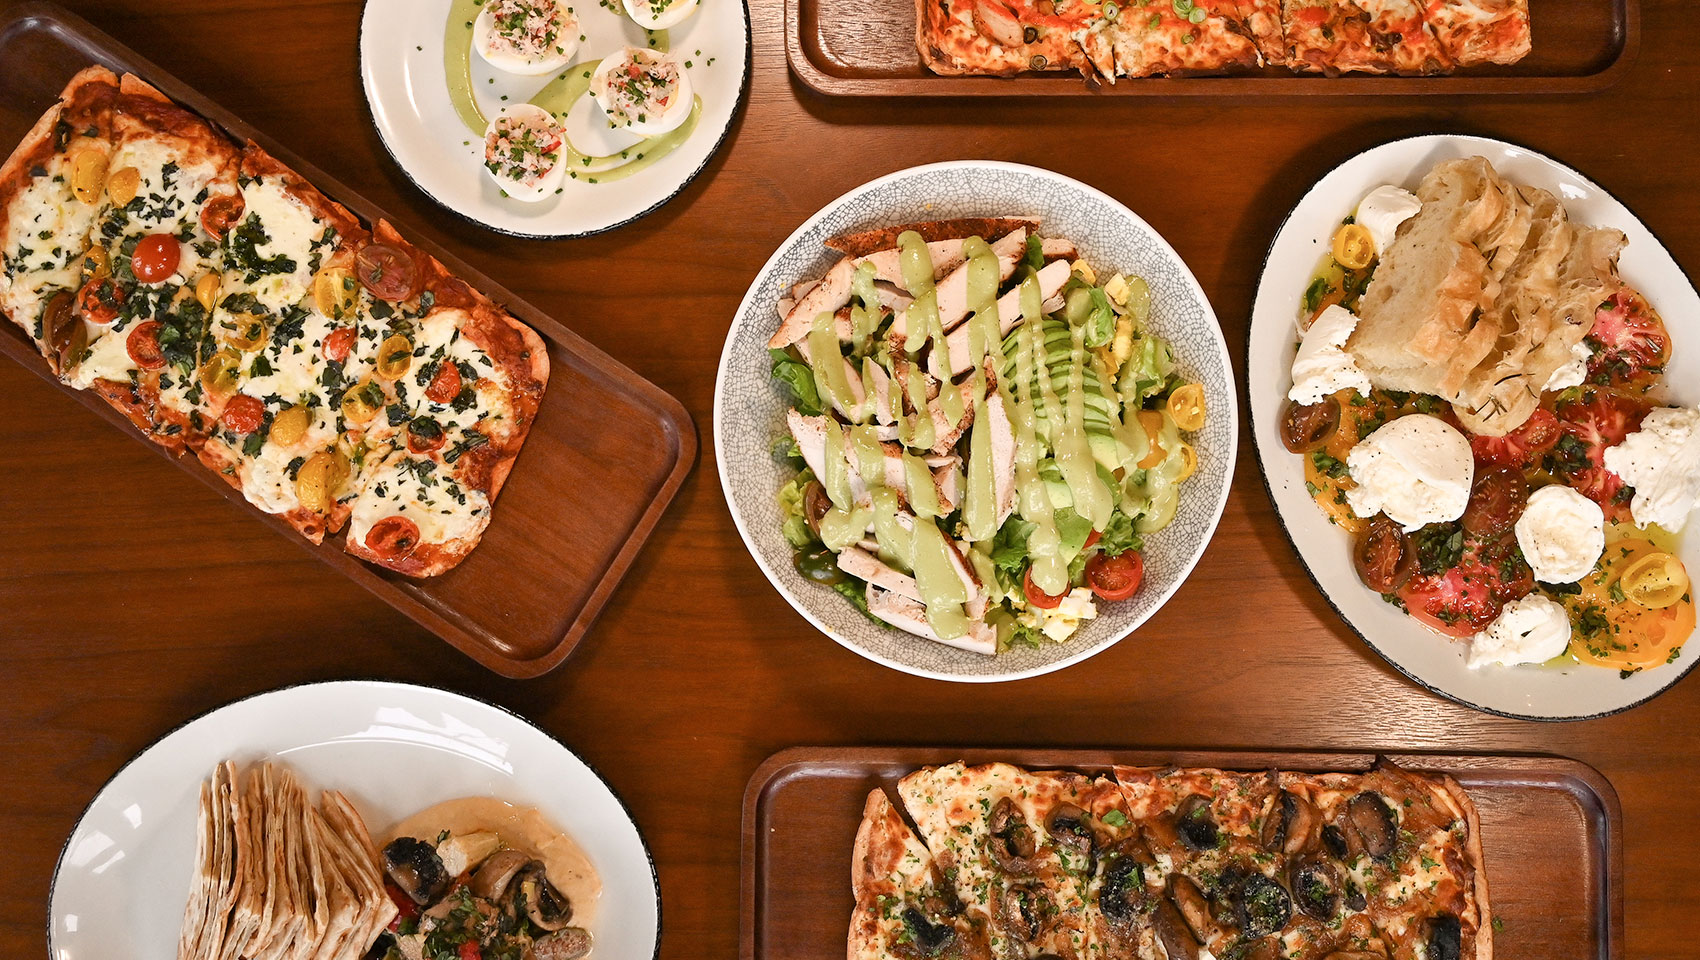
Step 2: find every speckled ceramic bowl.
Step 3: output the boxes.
[714,161,1237,682]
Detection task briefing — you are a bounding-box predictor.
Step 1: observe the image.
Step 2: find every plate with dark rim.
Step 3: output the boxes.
[1248,133,1700,720]
[0,2,696,677]
[49,680,661,960]
[359,0,750,239]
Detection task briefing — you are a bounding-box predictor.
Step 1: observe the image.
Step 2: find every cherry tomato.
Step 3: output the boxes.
[425,360,463,404]
[1553,389,1650,520]
[75,276,124,324]
[126,320,166,370]
[1460,466,1528,538]
[1279,397,1341,454]
[221,394,265,435]
[366,516,422,561]
[406,416,446,454]
[1354,514,1417,594]
[322,326,357,363]
[131,233,181,283]
[1468,407,1561,469]
[1083,530,1101,550]
[1085,551,1143,602]
[1332,223,1376,270]
[1586,289,1670,387]
[1023,568,1067,609]
[355,242,419,302]
[458,940,481,960]
[199,194,245,239]
[384,881,420,925]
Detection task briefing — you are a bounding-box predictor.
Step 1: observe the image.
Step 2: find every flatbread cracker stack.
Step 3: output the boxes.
[178,761,396,960]
[1349,156,1626,435]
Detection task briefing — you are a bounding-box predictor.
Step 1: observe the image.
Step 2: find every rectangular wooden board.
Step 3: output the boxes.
[788,0,1637,96]
[742,746,1623,959]
[0,2,697,678]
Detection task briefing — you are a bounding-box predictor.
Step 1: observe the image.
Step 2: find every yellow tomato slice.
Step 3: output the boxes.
[1167,383,1206,432]
[1332,223,1375,270]
[1136,409,1165,469]
[1175,441,1197,482]
[1567,539,1694,670]
[1621,552,1689,609]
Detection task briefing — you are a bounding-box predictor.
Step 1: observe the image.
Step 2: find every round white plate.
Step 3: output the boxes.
[1249,133,1700,720]
[359,0,749,238]
[714,160,1237,683]
[48,681,660,960]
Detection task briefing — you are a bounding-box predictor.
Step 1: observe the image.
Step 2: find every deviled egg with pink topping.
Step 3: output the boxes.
[472,0,579,76]
[482,104,567,202]
[589,47,693,137]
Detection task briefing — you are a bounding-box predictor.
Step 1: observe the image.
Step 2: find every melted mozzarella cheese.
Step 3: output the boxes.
[1,158,97,338]
[231,177,322,312]
[65,318,136,389]
[1289,304,1371,404]
[1345,414,1474,531]
[1603,406,1700,532]
[236,405,340,515]
[1514,484,1605,583]
[346,447,491,549]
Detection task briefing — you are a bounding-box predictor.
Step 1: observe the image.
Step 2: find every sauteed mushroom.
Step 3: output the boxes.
[1290,856,1341,921]
[1347,792,1399,861]
[1045,803,1096,873]
[1152,898,1202,960]
[1167,873,1218,943]
[1233,874,1292,940]
[1344,880,1367,912]
[531,927,594,960]
[382,837,451,906]
[516,863,575,931]
[1321,823,1349,859]
[1260,790,1319,856]
[1426,914,1462,960]
[1097,846,1147,935]
[998,883,1043,942]
[894,905,956,959]
[987,798,1039,875]
[1174,795,1218,852]
[1241,938,1282,960]
[470,849,533,899]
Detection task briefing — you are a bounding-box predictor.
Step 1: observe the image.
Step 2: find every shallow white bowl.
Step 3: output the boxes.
[359,0,749,237]
[714,160,1237,682]
[49,681,660,960]
[1249,133,1700,720]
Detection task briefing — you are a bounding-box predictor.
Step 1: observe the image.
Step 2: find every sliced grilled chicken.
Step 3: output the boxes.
[866,585,998,655]
[769,258,855,347]
[891,229,1029,339]
[786,412,961,514]
[933,258,1072,378]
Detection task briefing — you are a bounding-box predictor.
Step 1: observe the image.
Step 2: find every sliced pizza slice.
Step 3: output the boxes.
[1422,0,1530,66]
[1110,0,1261,77]
[916,0,1095,77]
[1232,0,1288,64]
[0,66,117,372]
[851,788,992,960]
[1283,0,1452,74]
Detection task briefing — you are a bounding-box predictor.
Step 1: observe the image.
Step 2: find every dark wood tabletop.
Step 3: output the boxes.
[2,1,1696,958]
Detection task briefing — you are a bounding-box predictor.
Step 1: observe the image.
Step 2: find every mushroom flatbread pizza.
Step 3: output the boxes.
[852,759,1489,960]
[0,66,548,577]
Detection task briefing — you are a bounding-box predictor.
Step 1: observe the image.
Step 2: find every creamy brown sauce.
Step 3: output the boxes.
[384,797,602,928]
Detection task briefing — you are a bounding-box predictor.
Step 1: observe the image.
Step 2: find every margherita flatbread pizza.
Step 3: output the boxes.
[0,67,549,576]
[853,759,1490,960]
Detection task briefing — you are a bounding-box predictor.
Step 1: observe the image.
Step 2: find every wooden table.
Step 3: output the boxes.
[1,1,1696,957]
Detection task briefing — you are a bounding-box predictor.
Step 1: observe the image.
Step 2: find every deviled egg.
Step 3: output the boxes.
[472,0,579,76]
[482,104,567,202]
[589,47,693,137]
[622,0,700,30]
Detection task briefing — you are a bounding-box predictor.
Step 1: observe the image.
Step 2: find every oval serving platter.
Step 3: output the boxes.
[715,160,1237,683]
[1249,133,1700,720]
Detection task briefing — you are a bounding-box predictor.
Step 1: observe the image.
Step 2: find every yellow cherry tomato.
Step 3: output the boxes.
[80,245,110,282]
[340,377,383,425]
[1136,409,1166,470]
[1167,383,1206,432]
[1175,442,1197,481]
[1620,552,1689,610]
[195,273,222,312]
[106,165,140,207]
[198,347,242,397]
[313,266,358,319]
[268,404,310,447]
[295,449,351,514]
[69,149,107,205]
[1332,223,1375,270]
[221,313,268,352]
[375,334,414,380]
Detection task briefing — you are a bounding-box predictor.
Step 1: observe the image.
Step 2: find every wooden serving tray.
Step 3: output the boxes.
[0,3,696,678]
[787,0,1639,96]
[741,747,1623,959]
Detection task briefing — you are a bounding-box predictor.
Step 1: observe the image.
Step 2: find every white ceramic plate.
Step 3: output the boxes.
[48,681,660,960]
[359,0,749,238]
[714,160,1237,682]
[1249,133,1700,720]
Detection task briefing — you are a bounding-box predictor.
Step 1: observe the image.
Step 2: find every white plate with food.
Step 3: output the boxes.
[49,681,660,960]
[359,0,749,237]
[715,160,1236,682]
[1250,133,1700,720]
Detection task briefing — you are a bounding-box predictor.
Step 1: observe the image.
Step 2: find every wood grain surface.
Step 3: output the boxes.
[1,1,1696,958]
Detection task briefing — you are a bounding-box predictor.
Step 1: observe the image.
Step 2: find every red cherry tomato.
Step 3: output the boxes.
[1468,408,1561,469]
[75,276,124,324]
[366,516,422,561]
[126,320,167,370]
[355,242,419,302]
[406,417,447,454]
[1083,530,1101,550]
[425,360,462,404]
[1085,551,1143,602]
[384,881,420,923]
[131,234,181,283]
[1353,514,1416,594]
[1023,568,1067,609]
[221,395,265,434]
[1460,466,1529,538]
[322,326,357,362]
[457,941,481,960]
[199,194,245,239]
